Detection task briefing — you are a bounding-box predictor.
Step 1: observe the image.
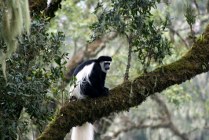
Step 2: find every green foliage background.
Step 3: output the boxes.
[1,0,209,139]
[0,16,66,139]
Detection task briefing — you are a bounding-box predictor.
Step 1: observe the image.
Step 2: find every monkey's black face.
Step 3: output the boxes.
[100,61,111,73]
[104,62,110,70]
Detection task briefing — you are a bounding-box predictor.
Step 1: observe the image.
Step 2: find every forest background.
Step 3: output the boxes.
[1,0,209,140]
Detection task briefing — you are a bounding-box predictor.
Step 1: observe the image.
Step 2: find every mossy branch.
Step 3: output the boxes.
[37,25,209,140]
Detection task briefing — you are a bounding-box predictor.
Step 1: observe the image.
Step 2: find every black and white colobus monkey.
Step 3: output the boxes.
[70,56,112,140]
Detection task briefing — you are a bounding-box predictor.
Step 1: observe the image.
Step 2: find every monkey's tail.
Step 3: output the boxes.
[71,122,94,140]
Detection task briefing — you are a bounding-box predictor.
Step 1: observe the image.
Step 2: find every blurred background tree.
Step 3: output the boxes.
[1,0,209,140]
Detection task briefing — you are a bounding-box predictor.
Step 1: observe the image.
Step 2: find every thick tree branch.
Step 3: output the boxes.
[37,25,209,140]
[109,95,189,140]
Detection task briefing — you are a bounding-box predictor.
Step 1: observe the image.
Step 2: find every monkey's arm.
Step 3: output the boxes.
[102,87,109,96]
[82,84,103,98]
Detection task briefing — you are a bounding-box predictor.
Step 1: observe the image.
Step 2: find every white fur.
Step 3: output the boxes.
[100,61,110,73]
[70,63,95,140]
[71,123,94,140]
[71,62,95,99]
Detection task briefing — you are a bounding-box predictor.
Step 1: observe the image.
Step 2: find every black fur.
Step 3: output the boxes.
[73,56,112,98]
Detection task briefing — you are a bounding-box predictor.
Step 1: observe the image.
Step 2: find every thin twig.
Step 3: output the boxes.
[193,0,200,15]
[169,27,189,48]
[124,35,132,82]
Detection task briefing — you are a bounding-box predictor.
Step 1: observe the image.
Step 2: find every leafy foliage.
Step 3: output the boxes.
[49,0,98,56]
[185,4,196,26]
[0,0,30,79]
[91,0,171,68]
[0,17,65,139]
[184,3,197,41]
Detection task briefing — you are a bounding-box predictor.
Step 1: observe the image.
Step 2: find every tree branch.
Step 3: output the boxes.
[151,95,189,140]
[109,95,189,140]
[37,25,209,140]
[169,27,189,48]
[124,36,133,82]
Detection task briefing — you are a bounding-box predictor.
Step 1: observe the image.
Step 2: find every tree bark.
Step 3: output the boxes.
[37,25,209,140]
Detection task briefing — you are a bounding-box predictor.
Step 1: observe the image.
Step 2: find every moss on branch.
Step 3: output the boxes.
[37,25,209,140]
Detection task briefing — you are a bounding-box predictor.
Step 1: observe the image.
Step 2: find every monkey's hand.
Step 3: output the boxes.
[69,96,78,102]
[102,87,109,96]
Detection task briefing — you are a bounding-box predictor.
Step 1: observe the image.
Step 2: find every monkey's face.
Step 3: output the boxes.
[100,61,111,73]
